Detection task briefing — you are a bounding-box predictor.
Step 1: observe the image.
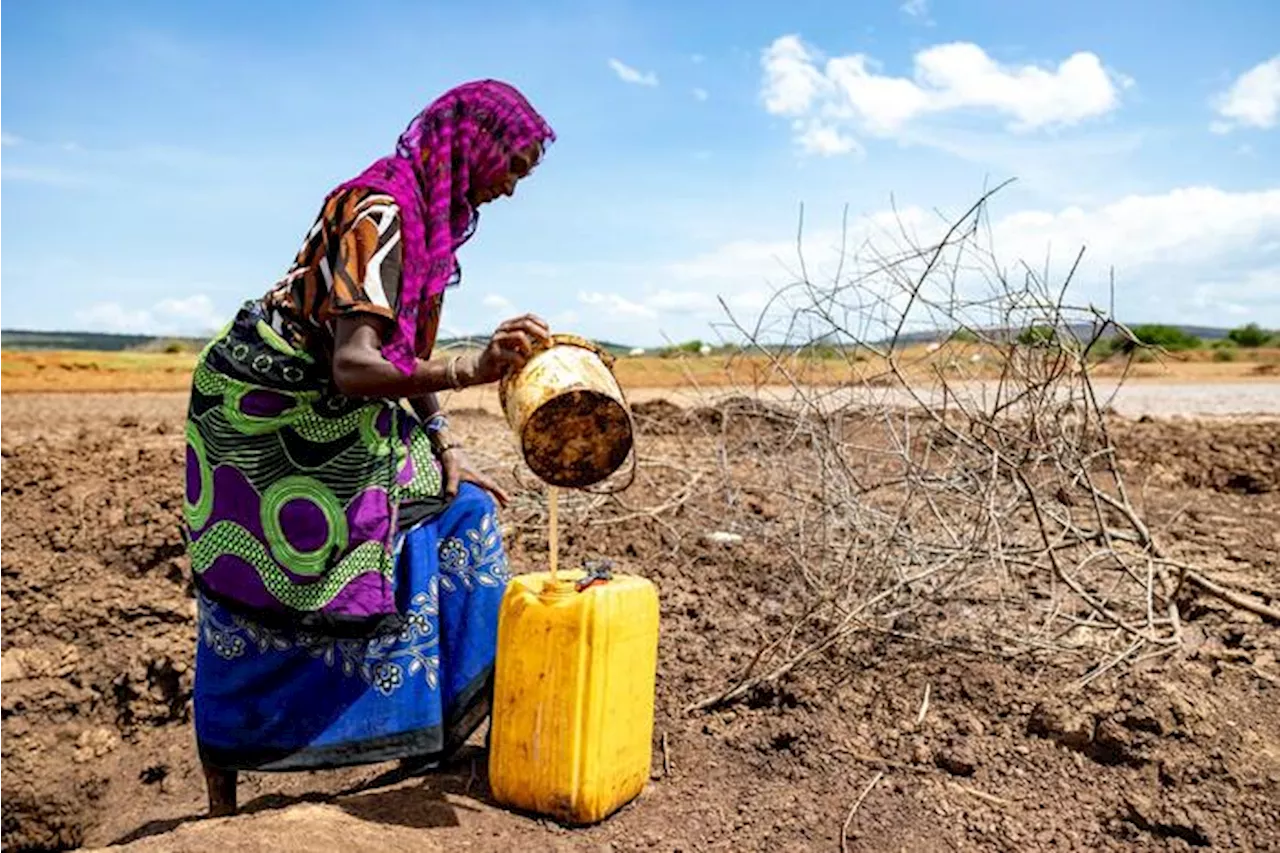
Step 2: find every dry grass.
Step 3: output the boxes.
[1,350,199,393]
[3,344,1278,394]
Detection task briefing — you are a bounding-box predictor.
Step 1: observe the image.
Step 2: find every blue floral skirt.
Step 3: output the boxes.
[193,483,510,771]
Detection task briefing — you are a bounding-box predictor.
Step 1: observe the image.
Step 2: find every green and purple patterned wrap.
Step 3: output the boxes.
[184,304,446,635]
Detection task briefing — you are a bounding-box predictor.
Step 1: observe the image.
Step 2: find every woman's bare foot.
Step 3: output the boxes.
[202,762,238,817]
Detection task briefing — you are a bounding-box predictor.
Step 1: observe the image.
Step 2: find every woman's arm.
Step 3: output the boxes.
[331,315,474,398]
[331,313,551,399]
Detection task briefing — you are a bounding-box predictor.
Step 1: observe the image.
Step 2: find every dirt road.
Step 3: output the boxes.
[448,380,1280,419]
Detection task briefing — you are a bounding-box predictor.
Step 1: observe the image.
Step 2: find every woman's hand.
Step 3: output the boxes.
[440,446,510,508]
[471,314,551,385]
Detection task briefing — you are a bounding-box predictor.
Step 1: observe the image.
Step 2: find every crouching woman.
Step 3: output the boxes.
[183,80,555,816]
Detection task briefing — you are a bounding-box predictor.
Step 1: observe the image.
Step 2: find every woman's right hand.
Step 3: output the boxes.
[472,314,551,384]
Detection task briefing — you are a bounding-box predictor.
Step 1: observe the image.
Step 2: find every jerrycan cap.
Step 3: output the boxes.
[537,559,615,602]
[574,558,615,593]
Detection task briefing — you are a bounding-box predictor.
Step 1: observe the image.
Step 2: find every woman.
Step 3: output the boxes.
[183,80,556,816]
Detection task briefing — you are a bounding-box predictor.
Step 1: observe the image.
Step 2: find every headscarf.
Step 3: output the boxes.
[327,80,555,375]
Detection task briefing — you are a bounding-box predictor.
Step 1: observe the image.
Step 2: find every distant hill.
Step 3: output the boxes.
[879,322,1234,347]
[0,329,210,351]
[0,328,637,357]
[433,336,634,357]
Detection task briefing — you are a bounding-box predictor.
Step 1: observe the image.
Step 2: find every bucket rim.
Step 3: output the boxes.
[498,333,618,405]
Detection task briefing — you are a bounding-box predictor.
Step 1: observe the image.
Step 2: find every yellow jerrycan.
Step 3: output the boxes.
[488,562,660,825]
[498,334,634,489]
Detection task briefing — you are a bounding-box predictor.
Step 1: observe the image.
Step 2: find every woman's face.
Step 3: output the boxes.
[468,142,542,207]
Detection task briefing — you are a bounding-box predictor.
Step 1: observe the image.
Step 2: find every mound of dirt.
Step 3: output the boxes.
[1112,416,1280,495]
[3,393,1279,852]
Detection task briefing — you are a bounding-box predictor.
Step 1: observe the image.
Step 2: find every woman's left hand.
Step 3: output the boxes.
[440,447,510,508]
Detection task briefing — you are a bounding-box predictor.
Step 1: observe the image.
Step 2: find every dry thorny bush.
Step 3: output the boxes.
[510,184,1279,711]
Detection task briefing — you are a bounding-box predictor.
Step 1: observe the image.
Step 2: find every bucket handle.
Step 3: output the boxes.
[582,444,638,495]
[538,333,616,367]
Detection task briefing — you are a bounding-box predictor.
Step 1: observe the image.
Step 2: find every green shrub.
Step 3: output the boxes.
[1016,325,1057,347]
[660,339,706,358]
[1227,323,1272,348]
[1117,324,1202,353]
[950,328,980,344]
[1087,336,1123,359]
[1213,348,1238,362]
[803,344,841,360]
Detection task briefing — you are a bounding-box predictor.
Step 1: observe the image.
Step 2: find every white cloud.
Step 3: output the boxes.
[154,294,225,330]
[901,0,933,23]
[646,289,719,313]
[608,58,659,87]
[667,237,805,284]
[796,122,862,156]
[761,35,1126,157]
[482,293,514,311]
[553,309,580,328]
[578,291,658,318]
[651,185,1280,330]
[1,131,22,147]
[75,294,227,334]
[992,187,1280,268]
[1211,55,1280,132]
[75,303,155,334]
[546,186,1280,344]
[692,87,710,102]
[761,36,829,116]
[1186,267,1280,317]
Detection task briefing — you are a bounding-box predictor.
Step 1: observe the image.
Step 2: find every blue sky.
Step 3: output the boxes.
[3,0,1278,345]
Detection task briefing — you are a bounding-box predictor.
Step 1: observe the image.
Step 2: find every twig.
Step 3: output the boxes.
[1072,638,1144,691]
[946,782,1011,809]
[686,561,954,712]
[661,732,671,778]
[915,683,932,727]
[841,771,885,853]
[1183,569,1280,623]
[691,183,1196,703]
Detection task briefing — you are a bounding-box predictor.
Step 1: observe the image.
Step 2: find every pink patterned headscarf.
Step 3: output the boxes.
[328,80,555,375]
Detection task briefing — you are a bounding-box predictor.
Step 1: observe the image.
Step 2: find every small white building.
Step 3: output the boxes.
[629,347,646,356]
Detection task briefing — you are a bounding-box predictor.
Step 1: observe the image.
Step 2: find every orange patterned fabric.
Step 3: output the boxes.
[262,188,442,361]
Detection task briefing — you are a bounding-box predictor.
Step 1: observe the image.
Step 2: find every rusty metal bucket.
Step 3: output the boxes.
[499,334,634,489]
